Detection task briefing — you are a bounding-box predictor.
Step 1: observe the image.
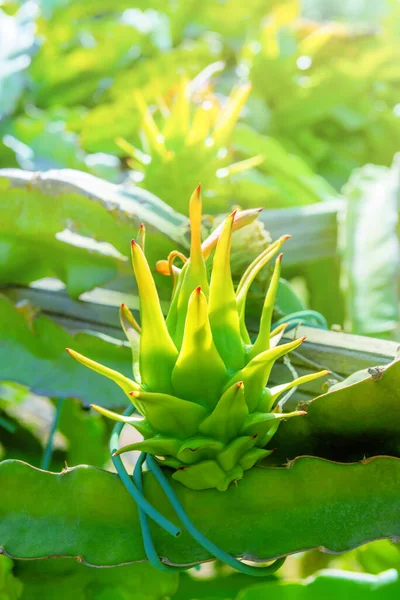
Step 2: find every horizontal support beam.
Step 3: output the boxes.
[4,283,397,397]
[259,200,343,264]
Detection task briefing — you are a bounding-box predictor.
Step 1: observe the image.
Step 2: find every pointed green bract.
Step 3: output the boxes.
[169,186,209,347]
[249,253,283,359]
[198,382,248,442]
[177,437,224,464]
[130,240,178,393]
[240,448,272,470]
[130,390,207,439]
[66,349,139,398]
[91,404,142,425]
[114,437,181,457]
[270,370,330,404]
[172,287,228,408]
[226,337,306,411]
[217,435,258,472]
[241,410,306,436]
[136,223,146,252]
[172,460,227,491]
[209,212,245,370]
[67,186,330,491]
[236,236,289,340]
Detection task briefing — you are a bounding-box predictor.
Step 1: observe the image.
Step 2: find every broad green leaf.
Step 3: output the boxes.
[275,278,305,316]
[0,169,189,287]
[58,399,109,468]
[232,125,337,206]
[1,456,399,566]
[0,179,125,299]
[0,4,37,119]
[14,558,178,600]
[0,295,132,408]
[340,161,400,337]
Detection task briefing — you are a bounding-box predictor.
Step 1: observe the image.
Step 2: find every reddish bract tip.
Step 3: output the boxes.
[237,381,244,389]
[129,390,140,397]
[139,223,145,231]
[298,411,307,416]
[65,348,71,354]
[230,209,238,220]
[131,239,136,247]
[278,253,283,262]
[283,234,291,241]
[196,184,201,194]
[121,303,126,309]
[195,285,202,294]
[301,336,307,342]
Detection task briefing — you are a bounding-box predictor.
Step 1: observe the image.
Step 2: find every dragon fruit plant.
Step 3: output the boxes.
[67,187,328,491]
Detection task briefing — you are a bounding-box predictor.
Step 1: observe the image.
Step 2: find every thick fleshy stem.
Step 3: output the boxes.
[41,398,64,471]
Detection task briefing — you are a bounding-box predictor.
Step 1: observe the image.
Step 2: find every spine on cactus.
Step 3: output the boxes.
[67,187,328,491]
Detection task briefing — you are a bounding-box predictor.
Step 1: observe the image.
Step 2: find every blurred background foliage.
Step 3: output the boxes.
[0,0,400,597]
[0,0,399,337]
[1,0,399,194]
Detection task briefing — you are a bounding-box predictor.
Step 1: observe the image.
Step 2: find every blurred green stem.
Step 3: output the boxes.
[41,398,64,471]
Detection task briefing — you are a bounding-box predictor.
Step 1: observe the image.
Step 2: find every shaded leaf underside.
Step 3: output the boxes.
[269,360,400,464]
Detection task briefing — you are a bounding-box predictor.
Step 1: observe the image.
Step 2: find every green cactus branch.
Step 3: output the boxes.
[1,456,399,567]
[269,359,400,464]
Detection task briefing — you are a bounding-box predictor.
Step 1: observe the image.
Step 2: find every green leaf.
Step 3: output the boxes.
[0,4,36,119]
[270,359,400,463]
[14,558,178,600]
[1,456,399,566]
[275,278,305,316]
[236,569,400,600]
[0,180,125,298]
[0,554,23,600]
[0,170,189,286]
[58,399,109,468]
[0,295,133,408]
[340,161,400,337]
[232,125,337,206]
